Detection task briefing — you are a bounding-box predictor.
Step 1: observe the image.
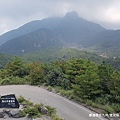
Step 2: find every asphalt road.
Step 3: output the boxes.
[0,85,106,120]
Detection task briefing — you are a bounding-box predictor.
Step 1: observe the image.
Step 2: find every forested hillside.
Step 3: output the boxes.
[0,52,12,68]
[0,57,120,115]
[21,48,103,64]
[86,30,120,57]
[0,47,120,71]
[21,48,120,71]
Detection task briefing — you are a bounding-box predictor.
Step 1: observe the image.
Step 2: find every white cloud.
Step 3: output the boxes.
[0,24,8,35]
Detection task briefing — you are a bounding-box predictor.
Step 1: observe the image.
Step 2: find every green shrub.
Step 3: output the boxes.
[10,76,28,84]
[0,76,29,85]
[52,114,64,120]
[59,89,74,100]
[27,107,40,117]
[103,104,114,113]
[45,106,56,116]
[91,102,101,108]
[19,110,26,117]
[59,90,66,96]
[47,86,52,91]
[111,103,120,112]
[73,96,84,103]
[0,78,3,85]
[26,101,34,106]
[24,106,31,113]
[18,96,27,103]
[34,103,44,112]
[17,96,33,106]
[85,100,93,106]
[0,78,11,85]
[55,87,61,93]
[17,96,62,119]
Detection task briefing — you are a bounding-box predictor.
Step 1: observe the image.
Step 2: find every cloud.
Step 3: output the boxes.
[0,23,8,35]
[0,0,120,35]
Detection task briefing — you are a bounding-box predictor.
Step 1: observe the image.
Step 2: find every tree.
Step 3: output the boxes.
[97,61,114,94]
[4,57,26,77]
[109,70,120,102]
[73,61,102,100]
[65,58,87,84]
[46,64,64,86]
[28,62,44,85]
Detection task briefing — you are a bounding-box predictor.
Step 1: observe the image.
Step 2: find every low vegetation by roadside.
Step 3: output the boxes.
[12,96,63,120]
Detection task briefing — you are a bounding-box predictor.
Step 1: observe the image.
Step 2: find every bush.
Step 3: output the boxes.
[27,107,41,118]
[0,78,11,85]
[34,103,44,111]
[45,106,56,116]
[19,110,26,117]
[18,96,27,103]
[85,100,93,106]
[111,103,120,112]
[17,96,33,106]
[0,76,29,85]
[10,76,29,84]
[51,114,64,120]
[95,97,108,105]
[47,86,52,91]
[55,87,61,93]
[103,104,114,113]
[58,89,74,99]
[17,96,63,119]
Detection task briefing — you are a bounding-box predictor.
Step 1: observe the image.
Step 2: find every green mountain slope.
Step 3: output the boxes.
[0,29,63,55]
[21,47,120,70]
[21,48,103,64]
[85,30,120,57]
[0,17,61,45]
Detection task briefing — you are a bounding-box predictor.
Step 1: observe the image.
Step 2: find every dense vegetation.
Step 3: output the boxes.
[21,48,103,64]
[1,47,120,71]
[21,47,120,71]
[0,52,12,69]
[0,56,120,114]
[87,30,120,57]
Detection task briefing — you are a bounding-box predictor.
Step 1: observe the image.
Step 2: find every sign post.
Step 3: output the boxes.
[0,94,19,108]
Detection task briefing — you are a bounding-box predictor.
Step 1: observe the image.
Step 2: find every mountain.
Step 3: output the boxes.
[86,30,120,57]
[0,17,61,45]
[55,11,106,46]
[2,11,120,57]
[0,11,107,55]
[0,28,63,55]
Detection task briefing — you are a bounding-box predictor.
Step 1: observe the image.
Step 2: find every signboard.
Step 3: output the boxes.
[0,94,19,108]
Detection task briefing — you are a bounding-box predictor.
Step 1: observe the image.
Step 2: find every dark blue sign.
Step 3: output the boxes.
[0,94,19,108]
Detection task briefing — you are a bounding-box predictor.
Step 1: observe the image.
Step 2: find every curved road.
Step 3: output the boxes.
[0,85,106,120]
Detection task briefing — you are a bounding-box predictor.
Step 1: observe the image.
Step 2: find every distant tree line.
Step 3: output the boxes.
[0,56,120,114]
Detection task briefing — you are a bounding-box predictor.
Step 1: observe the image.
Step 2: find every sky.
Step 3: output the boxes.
[0,0,120,35]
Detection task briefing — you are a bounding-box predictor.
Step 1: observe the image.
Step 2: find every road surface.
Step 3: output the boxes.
[0,85,106,120]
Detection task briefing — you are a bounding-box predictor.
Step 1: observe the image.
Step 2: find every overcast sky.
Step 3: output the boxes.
[0,0,120,35]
